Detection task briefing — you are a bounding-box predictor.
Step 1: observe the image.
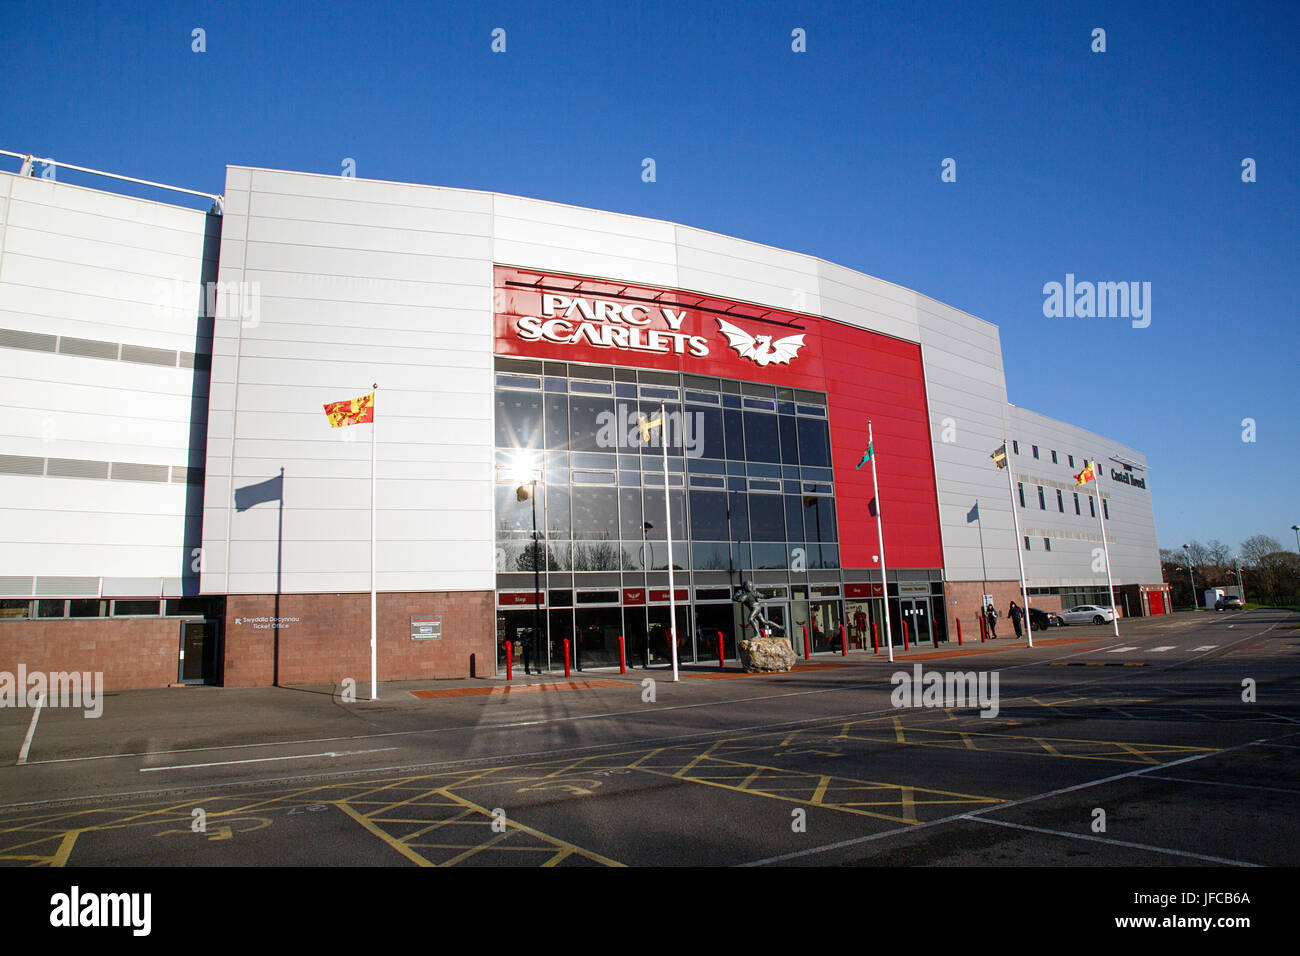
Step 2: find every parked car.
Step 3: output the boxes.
[1027,607,1064,630]
[1059,604,1116,625]
[1215,595,1243,611]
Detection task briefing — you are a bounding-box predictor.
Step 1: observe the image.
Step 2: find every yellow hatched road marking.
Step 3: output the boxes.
[337,801,434,867]
[1115,743,1161,764]
[437,791,624,868]
[900,786,917,823]
[439,830,512,867]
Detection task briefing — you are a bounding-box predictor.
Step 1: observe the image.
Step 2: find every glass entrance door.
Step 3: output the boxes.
[179,619,219,684]
[902,599,932,644]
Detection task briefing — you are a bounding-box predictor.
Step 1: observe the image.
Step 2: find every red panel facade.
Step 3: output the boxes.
[494,266,944,570]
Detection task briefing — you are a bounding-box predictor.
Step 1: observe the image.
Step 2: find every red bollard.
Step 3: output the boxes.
[979,613,987,642]
[872,621,878,654]
[802,625,811,660]
[903,620,909,650]
[618,634,626,674]
[563,638,570,678]
[840,624,848,656]
[956,618,963,646]
[717,630,725,668]
[505,641,512,681]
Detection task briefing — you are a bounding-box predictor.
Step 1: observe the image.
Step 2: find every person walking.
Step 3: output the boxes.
[985,603,998,640]
[1008,600,1024,639]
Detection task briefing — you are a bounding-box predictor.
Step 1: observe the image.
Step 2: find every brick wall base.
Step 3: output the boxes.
[0,618,181,690]
[947,580,1130,629]
[222,590,494,687]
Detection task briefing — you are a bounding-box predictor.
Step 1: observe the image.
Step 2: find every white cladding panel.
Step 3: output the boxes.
[0,170,211,595]
[674,225,823,317]
[493,194,679,289]
[200,168,496,594]
[915,295,1021,583]
[1005,406,1161,590]
[1,162,1160,601]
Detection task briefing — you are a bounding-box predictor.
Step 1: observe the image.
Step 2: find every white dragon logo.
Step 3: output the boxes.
[716,318,806,366]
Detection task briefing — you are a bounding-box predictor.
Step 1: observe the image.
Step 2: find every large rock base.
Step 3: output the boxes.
[737,634,797,673]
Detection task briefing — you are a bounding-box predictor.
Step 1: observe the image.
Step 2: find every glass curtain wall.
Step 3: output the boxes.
[495,358,845,668]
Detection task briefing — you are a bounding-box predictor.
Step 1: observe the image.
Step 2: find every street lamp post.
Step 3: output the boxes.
[512,450,544,675]
[515,478,542,674]
[1292,525,1300,556]
[1183,544,1196,610]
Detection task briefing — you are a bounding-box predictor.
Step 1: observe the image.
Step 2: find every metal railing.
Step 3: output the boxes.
[0,148,222,208]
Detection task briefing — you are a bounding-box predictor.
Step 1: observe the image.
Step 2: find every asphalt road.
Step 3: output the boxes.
[1,608,1296,868]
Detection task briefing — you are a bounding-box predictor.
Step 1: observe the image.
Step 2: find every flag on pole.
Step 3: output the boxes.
[635,413,663,443]
[324,392,375,428]
[855,442,873,470]
[966,502,980,523]
[1073,460,1096,486]
[990,443,1007,469]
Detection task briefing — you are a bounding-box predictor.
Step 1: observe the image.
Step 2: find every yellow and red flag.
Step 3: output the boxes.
[635,413,663,443]
[1073,459,1096,486]
[324,392,375,428]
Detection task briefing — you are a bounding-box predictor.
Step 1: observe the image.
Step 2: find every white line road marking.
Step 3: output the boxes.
[1107,647,1138,653]
[13,637,1139,771]
[742,731,1297,866]
[1150,646,1176,653]
[16,693,45,766]
[5,616,1294,810]
[140,748,399,772]
[962,816,1259,866]
[1192,645,1218,651]
[1145,775,1300,796]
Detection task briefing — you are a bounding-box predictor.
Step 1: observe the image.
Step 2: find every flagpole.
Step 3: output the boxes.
[1003,440,1033,648]
[1093,460,1120,638]
[867,419,894,663]
[370,384,378,701]
[662,400,679,682]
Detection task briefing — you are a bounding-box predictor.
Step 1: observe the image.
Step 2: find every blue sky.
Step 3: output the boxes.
[2,0,1296,556]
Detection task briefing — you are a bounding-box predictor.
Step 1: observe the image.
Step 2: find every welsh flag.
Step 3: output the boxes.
[855,442,873,470]
[323,392,375,428]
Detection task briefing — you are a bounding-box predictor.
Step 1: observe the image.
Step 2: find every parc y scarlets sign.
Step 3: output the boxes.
[493,266,825,386]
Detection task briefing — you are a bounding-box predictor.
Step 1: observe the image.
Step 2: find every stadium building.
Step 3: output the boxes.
[0,156,1170,688]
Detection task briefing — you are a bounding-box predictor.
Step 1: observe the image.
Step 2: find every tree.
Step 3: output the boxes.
[1206,539,1233,567]
[1182,540,1211,566]
[1240,535,1284,568]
